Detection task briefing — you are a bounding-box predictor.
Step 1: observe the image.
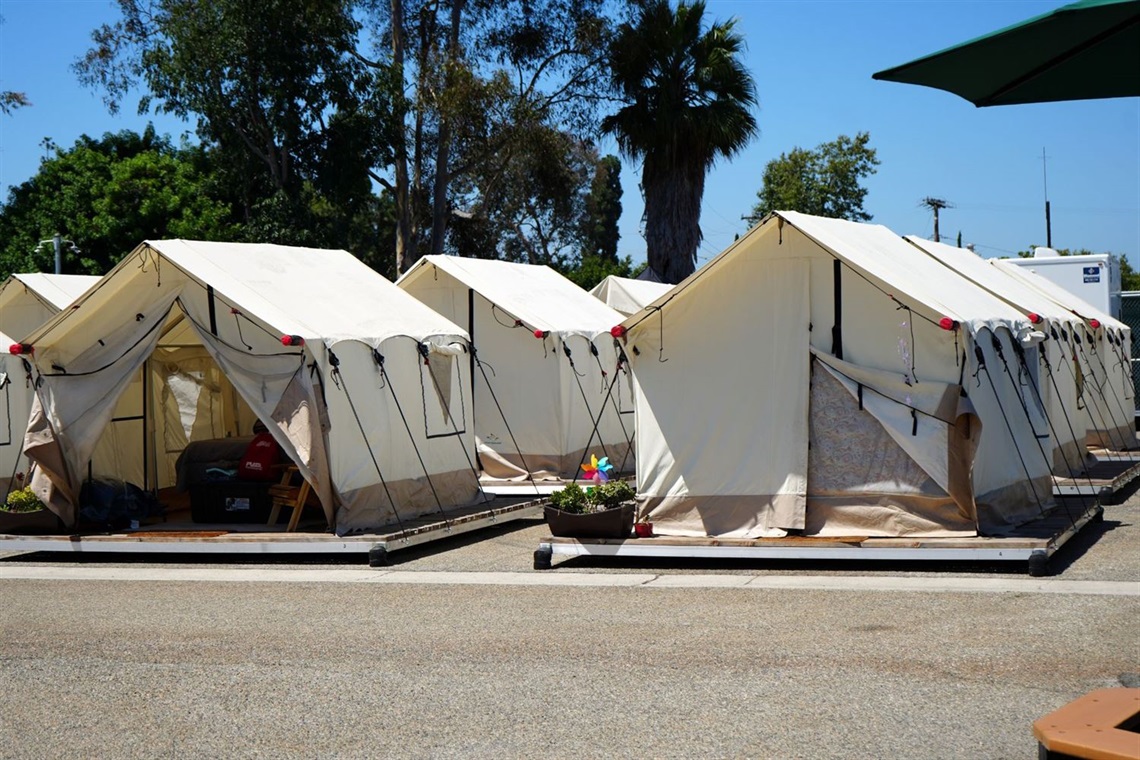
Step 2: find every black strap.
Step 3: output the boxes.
[832,259,843,360]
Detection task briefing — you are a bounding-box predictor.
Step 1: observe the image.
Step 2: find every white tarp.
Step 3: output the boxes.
[398,256,633,481]
[0,274,99,495]
[21,241,482,534]
[620,212,1052,539]
[993,259,1135,449]
[903,237,1090,475]
[589,275,673,317]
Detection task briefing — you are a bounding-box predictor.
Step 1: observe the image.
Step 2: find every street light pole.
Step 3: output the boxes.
[53,233,62,275]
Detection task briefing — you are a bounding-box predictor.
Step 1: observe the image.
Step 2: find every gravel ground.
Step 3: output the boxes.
[0,490,1137,758]
[1,580,1136,759]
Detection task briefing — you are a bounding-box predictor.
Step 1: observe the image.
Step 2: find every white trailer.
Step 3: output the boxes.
[1004,247,1122,319]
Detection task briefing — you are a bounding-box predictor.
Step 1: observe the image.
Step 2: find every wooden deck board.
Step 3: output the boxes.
[0,495,548,555]
[538,503,1103,572]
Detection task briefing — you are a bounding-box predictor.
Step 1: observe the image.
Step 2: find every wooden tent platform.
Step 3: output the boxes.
[0,495,547,565]
[534,503,1104,577]
[1053,455,1140,499]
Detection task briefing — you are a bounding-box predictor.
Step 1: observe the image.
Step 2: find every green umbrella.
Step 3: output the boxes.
[873,0,1140,106]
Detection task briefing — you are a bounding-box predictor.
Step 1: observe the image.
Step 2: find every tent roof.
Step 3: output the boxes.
[399,255,624,336]
[589,275,673,316]
[623,212,1034,340]
[903,236,1083,326]
[2,273,100,310]
[29,240,468,347]
[0,273,101,345]
[992,258,1129,332]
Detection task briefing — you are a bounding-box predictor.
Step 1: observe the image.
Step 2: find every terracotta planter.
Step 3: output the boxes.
[543,503,635,539]
[0,508,65,535]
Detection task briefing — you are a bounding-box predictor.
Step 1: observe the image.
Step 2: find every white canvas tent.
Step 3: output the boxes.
[0,274,100,495]
[589,275,673,317]
[19,241,482,534]
[398,256,632,482]
[902,237,1091,475]
[619,211,1054,539]
[993,259,1135,450]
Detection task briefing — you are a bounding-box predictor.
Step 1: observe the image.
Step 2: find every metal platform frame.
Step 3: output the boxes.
[1053,456,1140,499]
[0,495,547,565]
[535,503,1104,577]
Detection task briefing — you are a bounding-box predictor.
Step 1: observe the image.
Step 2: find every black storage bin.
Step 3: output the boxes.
[189,480,274,524]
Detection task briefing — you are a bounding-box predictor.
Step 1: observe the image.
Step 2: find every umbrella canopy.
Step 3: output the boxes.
[872,0,1140,106]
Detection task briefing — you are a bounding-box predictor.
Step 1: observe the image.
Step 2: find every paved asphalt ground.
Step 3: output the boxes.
[1,493,1137,759]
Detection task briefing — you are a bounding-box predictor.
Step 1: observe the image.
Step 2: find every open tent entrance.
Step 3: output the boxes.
[79,300,321,532]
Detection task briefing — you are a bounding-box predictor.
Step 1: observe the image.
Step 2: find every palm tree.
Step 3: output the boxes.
[602,0,757,284]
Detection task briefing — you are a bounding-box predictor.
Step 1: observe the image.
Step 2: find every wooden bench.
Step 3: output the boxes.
[1033,688,1140,759]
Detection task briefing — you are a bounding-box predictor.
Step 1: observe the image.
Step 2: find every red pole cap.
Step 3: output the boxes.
[281,335,305,347]
[938,317,959,331]
[1027,313,1042,324]
[610,324,628,339]
[533,329,549,340]
[1089,319,1101,329]
[8,343,32,355]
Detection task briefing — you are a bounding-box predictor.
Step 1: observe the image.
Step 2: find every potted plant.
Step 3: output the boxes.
[544,480,637,539]
[0,484,63,534]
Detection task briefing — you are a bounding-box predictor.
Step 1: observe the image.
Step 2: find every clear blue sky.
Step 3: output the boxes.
[1,0,1138,269]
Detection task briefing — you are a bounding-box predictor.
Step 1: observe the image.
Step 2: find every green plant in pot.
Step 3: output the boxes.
[545,480,637,538]
[0,483,62,535]
[4,486,45,513]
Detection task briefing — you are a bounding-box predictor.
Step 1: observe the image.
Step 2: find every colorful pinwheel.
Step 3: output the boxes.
[581,454,613,484]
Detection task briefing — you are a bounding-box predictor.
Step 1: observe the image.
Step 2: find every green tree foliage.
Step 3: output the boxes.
[75,0,395,261]
[580,155,623,262]
[377,0,621,271]
[0,91,30,116]
[450,125,596,268]
[559,254,640,291]
[0,127,236,277]
[748,132,880,224]
[75,0,618,275]
[602,0,757,284]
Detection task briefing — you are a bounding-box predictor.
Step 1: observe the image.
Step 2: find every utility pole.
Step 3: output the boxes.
[1041,147,1052,248]
[920,197,952,243]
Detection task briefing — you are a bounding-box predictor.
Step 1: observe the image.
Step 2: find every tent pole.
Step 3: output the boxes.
[142,361,151,493]
[468,288,483,473]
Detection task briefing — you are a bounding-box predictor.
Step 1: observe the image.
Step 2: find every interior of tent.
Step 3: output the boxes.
[622,213,1056,539]
[398,258,634,485]
[29,305,318,532]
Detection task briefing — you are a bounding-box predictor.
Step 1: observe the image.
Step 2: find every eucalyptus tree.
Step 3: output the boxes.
[371,0,621,271]
[602,0,757,283]
[75,0,394,251]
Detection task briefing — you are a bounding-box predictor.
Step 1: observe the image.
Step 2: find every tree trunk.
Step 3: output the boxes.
[642,159,704,284]
[391,0,413,274]
[430,0,464,256]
